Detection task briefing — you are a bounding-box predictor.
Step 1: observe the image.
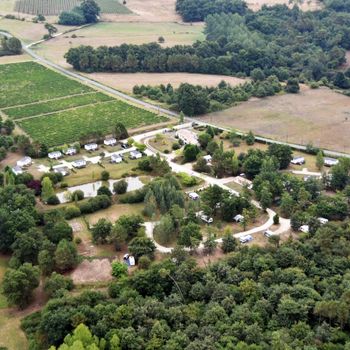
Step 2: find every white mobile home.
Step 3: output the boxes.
[17,156,32,168]
[291,156,305,165]
[72,159,87,169]
[188,192,199,200]
[324,157,339,167]
[110,154,123,164]
[84,143,98,151]
[64,147,77,156]
[129,150,142,159]
[104,138,117,146]
[48,151,62,160]
[12,166,23,175]
[54,166,70,177]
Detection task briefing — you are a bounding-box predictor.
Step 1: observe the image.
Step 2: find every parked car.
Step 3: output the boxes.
[239,235,253,244]
[201,214,213,224]
[263,230,273,238]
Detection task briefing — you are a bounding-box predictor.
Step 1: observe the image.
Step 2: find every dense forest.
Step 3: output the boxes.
[65,2,350,88]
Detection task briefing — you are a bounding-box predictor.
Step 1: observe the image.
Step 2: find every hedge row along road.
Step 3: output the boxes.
[1,30,349,158]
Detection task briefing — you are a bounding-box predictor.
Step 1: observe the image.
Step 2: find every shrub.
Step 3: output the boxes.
[46,195,60,205]
[101,170,110,181]
[111,261,128,278]
[113,179,128,194]
[75,237,82,244]
[172,142,180,150]
[72,190,84,201]
[138,255,151,269]
[64,206,81,220]
[273,213,280,225]
[177,172,197,187]
[97,186,112,197]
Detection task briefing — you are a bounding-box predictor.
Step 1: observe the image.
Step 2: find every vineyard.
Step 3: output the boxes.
[14,0,80,15]
[13,0,130,15]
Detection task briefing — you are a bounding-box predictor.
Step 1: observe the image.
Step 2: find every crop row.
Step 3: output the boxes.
[18,100,168,146]
[14,0,79,15]
[0,62,93,109]
[4,92,113,119]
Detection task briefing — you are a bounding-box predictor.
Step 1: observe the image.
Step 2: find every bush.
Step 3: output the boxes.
[97,186,112,197]
[138,255,151,269]
[64,206,81,220]
[113,179,128,194]
[119,188,147,203]
[79,195,111,214]
[58,10,86,25]
[273,213,280,225]
[75,237,82,244]
[177,172,197,187]
[72,190,84,201]
[172,142,181,150]
[111,261,128,278]
[101,170,110,181]
[46,195,60,205]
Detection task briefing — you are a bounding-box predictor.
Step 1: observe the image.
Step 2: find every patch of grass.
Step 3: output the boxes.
[0,62,92,108]
[0,310,28,349]
[4,92,113,119]
[18,100,167,146]
[97,0,132,13]
[0,256,9,309]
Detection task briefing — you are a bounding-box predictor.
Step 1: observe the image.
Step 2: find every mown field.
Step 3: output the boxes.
[1,61,168,146]
[3,92,113,119]
[0,62,92,108]
[14,0,80,15]
[97,0,131,13]
[18,100,167,146]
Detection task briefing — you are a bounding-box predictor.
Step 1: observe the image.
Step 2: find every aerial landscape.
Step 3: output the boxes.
[1,0,350,348]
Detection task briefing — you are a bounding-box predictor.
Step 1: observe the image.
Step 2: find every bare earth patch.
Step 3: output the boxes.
[70,259,112,284]
[199,87,350,154]
[84,72,247,93]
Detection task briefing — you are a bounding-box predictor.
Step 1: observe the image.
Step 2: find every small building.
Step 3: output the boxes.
[110,154,123,164]
[188,192,199,200]
[175,129,199,146]
[234,214,244,223]
[203,154,212,163]
[17,156,32,168]
[64,147,77,156]
[324,157,339,167]
[84,143,98,152]
[54,166,70,177]
[123,254,135,266]
[104,138,117,146]
[129,150,142,159]
[72,159,87,169]
[299,225,309,233]
[291,156,305,165]
[48,151,62,160]
[12,166,23,176]
[240,235,253,244]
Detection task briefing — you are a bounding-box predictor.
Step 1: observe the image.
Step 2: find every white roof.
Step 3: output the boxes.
[85,143,98,149]
[188,192,199,199]
[203,155,212,161]
[65,147,76,154]
[48,151,62,157]
[17,156,32,166]
[104,138,117,145]
[300,225,309,233]
[324,157,338,164]
[12,166,23,175]
[234,214,244,220]
[72,159,86,166]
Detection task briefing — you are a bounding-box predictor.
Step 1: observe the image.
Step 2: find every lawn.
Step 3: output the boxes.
[97,0,132,13]
[3,92,113,119]
[0,310,28,350]
[0,61,93,108]
[0,256,9,309]
[18,100,167,146]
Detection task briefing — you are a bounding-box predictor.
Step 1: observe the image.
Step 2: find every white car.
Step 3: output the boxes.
[188,192,199,200]
[299,225,309,233]
[239,235,253,244]
[234,214,244,223]
[264,230,274,238]
[318,217,329,225]
[201,215,213,224]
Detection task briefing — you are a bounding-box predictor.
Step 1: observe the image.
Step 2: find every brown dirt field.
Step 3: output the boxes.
[199,87,350,154]
[84,72,246,93]
[70,259,113,284]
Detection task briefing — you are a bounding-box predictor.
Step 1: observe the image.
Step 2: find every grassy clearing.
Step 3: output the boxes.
[0,310,28,350]
[97,0,131,13]
[0,61,92,108]
[18,100,167,146]
[0,256,9,309]
[4,92,113,119]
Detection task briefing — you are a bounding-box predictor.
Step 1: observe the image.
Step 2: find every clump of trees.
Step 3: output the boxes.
[59,0,100,25]
[133,78,282,116]
[0,36,22,56]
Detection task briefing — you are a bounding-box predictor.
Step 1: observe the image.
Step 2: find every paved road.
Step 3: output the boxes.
[1,30,349,159]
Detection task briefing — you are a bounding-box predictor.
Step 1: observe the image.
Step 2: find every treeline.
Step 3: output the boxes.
[65,5,350,88]
[58,0,100,25]
[133,77,284,115]
[176,0,248,22]
[23,218,350,349]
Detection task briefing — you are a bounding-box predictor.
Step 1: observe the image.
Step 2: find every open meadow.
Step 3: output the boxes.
[1,61,168,146]
[199,87,350,153]
[34,22,205,67]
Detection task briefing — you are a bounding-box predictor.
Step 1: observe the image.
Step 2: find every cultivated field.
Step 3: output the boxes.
[34,22,205,67]
[199,87,350,153]
[18,100,167,146]
[1,61,168,146]
[86,72,246,93]
[97,0,131,14]
[14,0,79,15]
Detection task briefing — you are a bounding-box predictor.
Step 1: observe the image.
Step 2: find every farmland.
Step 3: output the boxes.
[14,0,80,15]
[3,92,113,119]
[199,86,350,154]
[0,62,93,108]
[1,61,168,146]
[96,0,131,13]
[17,100,167,146]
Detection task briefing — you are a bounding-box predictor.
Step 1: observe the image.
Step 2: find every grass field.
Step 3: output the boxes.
[18,100,167,146]
[0,62,93,108]
[199,87,350,154]
[97,0,131,13]
[35,22,205,67]
[3,92,113,119]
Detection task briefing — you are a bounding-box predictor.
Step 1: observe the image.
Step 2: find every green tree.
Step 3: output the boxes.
[44,23,58,38]
[91,218,112,244]
[316,150,324,170]
[245,131,255,145]
[113,179,128,194]
[101,170,110,181]
[178,222,202,250]
[80,0,101,23]
[44,272,73,298]
[285,78,300,93]
[111,261,128,278]
[2,263,40,308]
[129,237,156,260]
[54,239,78,272]
[41,176,55,203]
[221,231,237,253]
[114,122,128,140]
[260,186,273,211]
[280,192,295,218]
[183,144,200,162]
